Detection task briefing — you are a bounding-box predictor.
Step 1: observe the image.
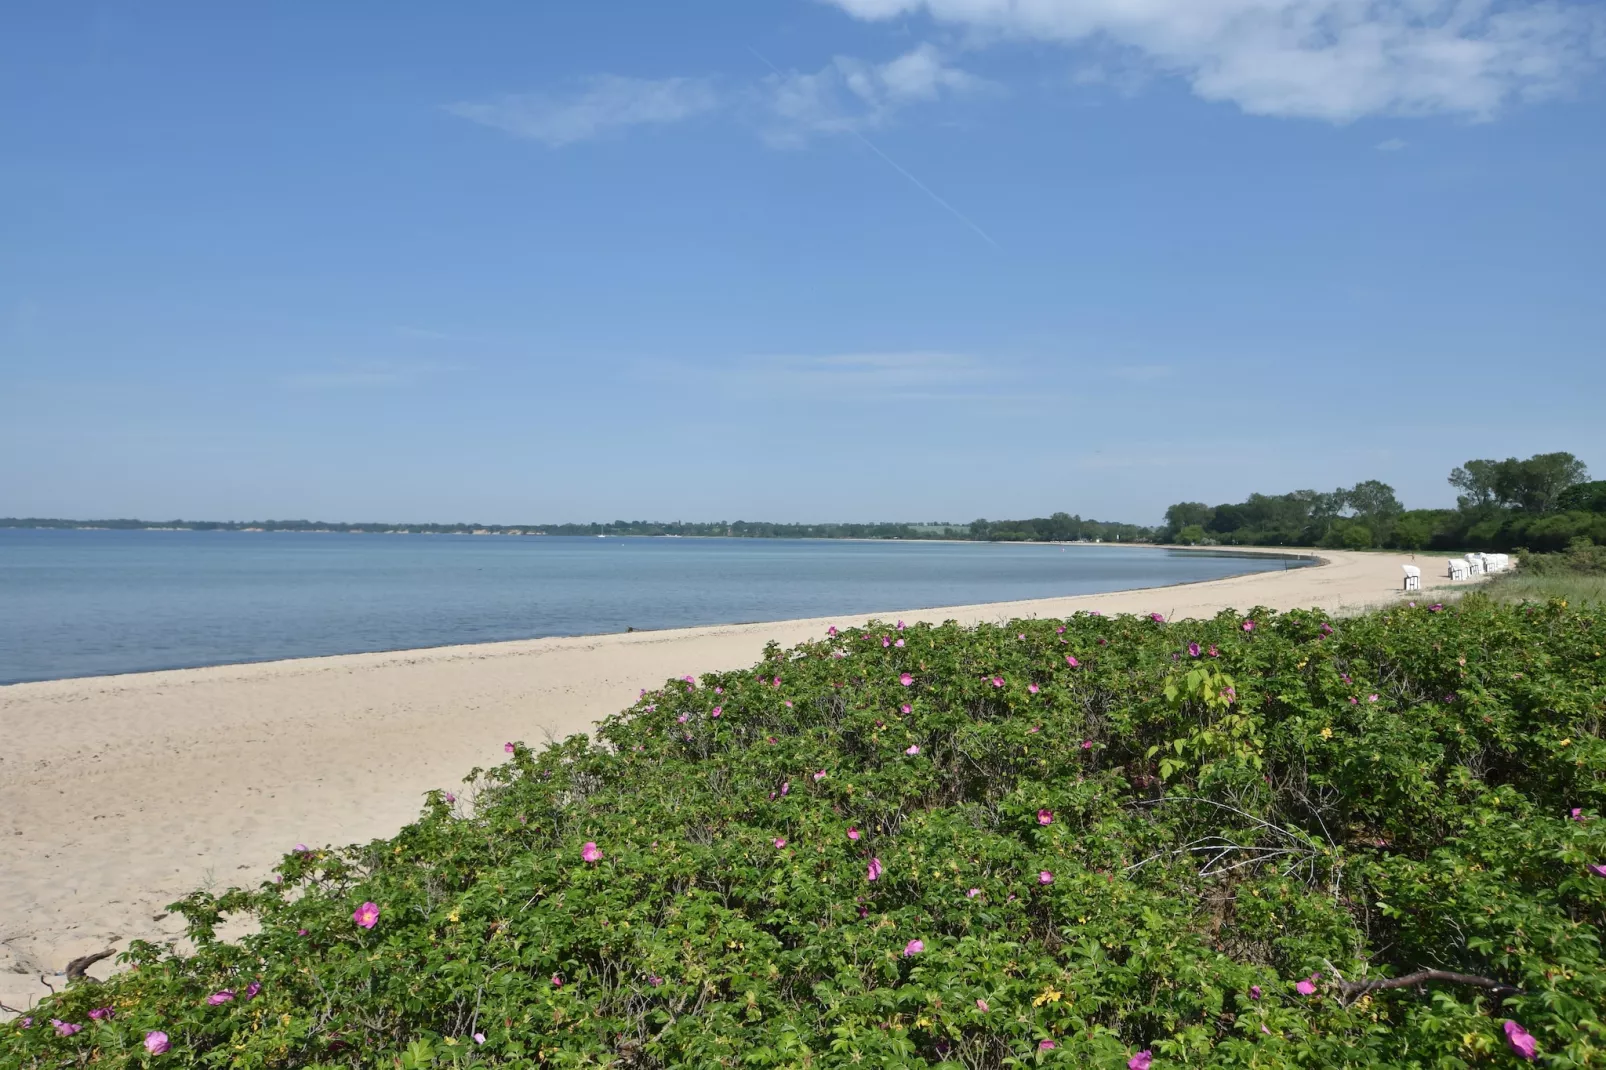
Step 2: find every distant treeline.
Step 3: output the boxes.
[1159,452,1606,553]
[0,516,1147,542]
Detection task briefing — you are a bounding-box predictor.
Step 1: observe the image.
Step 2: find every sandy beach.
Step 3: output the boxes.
[0,548,1457,1013]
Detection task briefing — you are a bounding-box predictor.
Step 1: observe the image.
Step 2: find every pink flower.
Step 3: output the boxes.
[899,673,913,686]
[551,973,563,988]
[1039,1040,1057,1050]
[88,1006,114,1021]
[1038,870,1054,885]
[715,687,723,694]
[773,676,781,687]
[1029,725,1040,734]
[785,700,793,708]
[683,675,695,685]
[1319,622,1333,634]
[867,857,883,881]
[1295,979,1316,996]
[207,990,234,1005]
[504,742,514,753]
[883,637,891,647]
[1350,697,1359,705]
[443,792,455,803]
[1249,985,1262,1000]
[780,781,790,796]
[1037,809,1053,825]
[144,1030,171,1054]
[814,769,826,781]
[991,676,1004,687]
[1208,645,1219,657]
[677,713,688,723]
[648,975,664,986]
[903,939,924,956]
[473,1032,486,1045]
[1129,1051,1153,1070]
[828,626,838,636]
[1150,613,1165,623]
[1242,619,1255,632]
[1590,864,1606,878]
[967,887,981,898]
[582,841,603,863]
[1430,603,1444,611]
[905,744,920,756]
[896,620,905,630]
[1188,642,1200,657]
[1081,740,1093,750]
[1504,1020,1538,1061]
[901,704,911,714]
[1028,683,1039,694]
[1368,693,1379,703]
[353,901,380,929]
[848,827,860,841]
[774,838,787,848]
[1570,807,1583,820]
[976,998,989,1011]
[711,706,722,717]
[1018,633,1026,640]
[1066,655,1080,667]
[51,1019,82,1037]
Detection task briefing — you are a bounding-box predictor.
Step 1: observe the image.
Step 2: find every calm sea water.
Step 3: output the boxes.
[0,530,1310,684]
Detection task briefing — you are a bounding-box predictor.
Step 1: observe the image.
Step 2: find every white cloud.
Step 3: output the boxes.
[759,44,987,143]
[445,76,719,146]
[823,0,1605,121]
[1375,137,1410,150]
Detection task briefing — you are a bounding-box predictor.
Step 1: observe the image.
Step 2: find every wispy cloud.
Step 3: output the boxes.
[445,75,720,147]
[757,43,988,145]
[826,0,1605,122]
[1375,137,1409,151]
[446,45,986,149]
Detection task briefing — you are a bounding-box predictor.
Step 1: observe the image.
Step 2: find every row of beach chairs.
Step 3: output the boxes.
[1406,552,1503,588]
[1405,553,1511,589]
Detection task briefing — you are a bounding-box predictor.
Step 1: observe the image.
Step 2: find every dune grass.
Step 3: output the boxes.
[5,601,1605,1068]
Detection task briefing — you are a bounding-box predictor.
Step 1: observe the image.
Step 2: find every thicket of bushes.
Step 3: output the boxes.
[7,601,1605,1068]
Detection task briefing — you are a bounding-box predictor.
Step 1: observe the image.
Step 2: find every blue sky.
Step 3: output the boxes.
[3,1,1603,525]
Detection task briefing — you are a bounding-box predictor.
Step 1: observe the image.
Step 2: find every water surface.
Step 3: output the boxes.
[0,530,1310,684]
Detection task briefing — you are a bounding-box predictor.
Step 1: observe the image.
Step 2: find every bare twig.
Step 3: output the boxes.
[1338,969,1522,1004]
[65,949,116,983]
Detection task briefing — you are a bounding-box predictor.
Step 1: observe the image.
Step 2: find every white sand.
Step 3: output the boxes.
[0,548,1458,1012]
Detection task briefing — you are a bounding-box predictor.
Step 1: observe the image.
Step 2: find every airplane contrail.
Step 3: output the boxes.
[747,47,1000,250]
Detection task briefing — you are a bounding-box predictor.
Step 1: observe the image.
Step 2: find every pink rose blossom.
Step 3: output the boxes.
[1037,809,1053,825]
[905,744,920,756]
[144,1031,171,1054]
[1242,619,1255,631]
[1295,979,1316,996]
[88,1006,114,1021]
[1188,642,1200,657]
[581,841,603,863]
[1038,870,1054,884]
[780,781,790,796]
[1590,864,1606,878]
[504,742,514,753]
[899,672,913,686]
[901,704,911,714]
[991,676,1004,687]
[244,982,261,1000]
[774,838,787,848]
[207,990,234,1006]
[1150,613,1165,623]
[473,1032,486,1045]
[976,998,989,1011]
[1504,1020,1538,1061]
[867,857,883,881]
[711,706,722,718]
[896,620,906,630]
[551,973,563,988]
[1081,740,1093,750]
[848,827,860,841]
[1039,1040,1057,1050]
[1249,985,1261,1000]
[353,901,380,929]
[903,939,924,956]
[1028,683,1039,694]
[967,888,981,898]
[828,626,838,636]
[1129,1051,1153,1070]
[813,769,826,781]
[51,1019,82,1037]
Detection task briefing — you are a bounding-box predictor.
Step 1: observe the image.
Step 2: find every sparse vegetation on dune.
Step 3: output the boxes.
[7,601,1606,1068]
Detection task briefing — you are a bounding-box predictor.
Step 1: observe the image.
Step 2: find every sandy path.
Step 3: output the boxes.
[0,548,1454,1012]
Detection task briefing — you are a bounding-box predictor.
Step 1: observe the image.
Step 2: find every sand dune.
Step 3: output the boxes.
[0,548,1457,1013]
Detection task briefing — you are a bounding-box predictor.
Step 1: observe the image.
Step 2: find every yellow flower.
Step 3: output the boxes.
[1559,738,1572,747]
[1033,988,1063,1006]
[1320,727,1333,739]
[447,910,460,923]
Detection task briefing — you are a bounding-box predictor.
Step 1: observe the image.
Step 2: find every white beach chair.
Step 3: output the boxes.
[1402,565,1422,591]
[1447,559,1469,581]
[1466,555,1485,576]
[1490,553,1509,572]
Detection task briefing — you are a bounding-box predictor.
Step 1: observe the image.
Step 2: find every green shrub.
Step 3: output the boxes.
[7,603,1605,1068]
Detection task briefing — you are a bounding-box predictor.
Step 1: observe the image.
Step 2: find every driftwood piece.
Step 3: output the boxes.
[1339,969,1522,1003]
[64,949,116,984]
